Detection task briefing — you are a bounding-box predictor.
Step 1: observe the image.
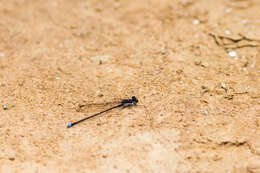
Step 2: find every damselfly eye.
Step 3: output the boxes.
[132,96,138,103]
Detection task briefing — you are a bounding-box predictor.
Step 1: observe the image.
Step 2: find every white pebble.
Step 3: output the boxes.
[0,53,5,57]
[186,130,190,134]
[202,110,208,115]
[179,58,184,62]
[193,19,200,25]
[91,55,110,64]
[95,90,103,97]
[228,51,237,58]
[160,47,167,55]
[225,8,231,13]
[114,2,120,8]
[195,59,201,65]
[225,30,231,35]
[250,64,255,68]
[243,67,247,72]
[221,83,226,89]
[3,105,8,110]
[201,62,209,67]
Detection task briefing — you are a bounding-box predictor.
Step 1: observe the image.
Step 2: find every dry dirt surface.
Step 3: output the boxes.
[0,0,260,172]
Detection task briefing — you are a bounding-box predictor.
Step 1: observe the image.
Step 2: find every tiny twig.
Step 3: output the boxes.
[209,33,260,50]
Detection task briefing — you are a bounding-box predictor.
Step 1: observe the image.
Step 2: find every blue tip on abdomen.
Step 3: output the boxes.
[67,123,72,128]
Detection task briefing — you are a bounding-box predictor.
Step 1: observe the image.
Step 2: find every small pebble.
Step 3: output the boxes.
[193,19,200,25]
[201,62,209,67]
[225,8,231,13]
[179,58,184,62]
[91,55,110,64]
[221,83,227,90]
[160,47,167,55]
[243,67,247,72]
[202,110,208,115]
[9,157,15,161]
[225,30,231,35]
[0,53,5,57]
[250,64,255,68]
[95,90,103,97]
[228,51,237,58]
[114,2,120,8]
[3,105,8,110]
[194,59,201,65]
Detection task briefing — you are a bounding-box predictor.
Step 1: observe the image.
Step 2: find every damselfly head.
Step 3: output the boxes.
[132,96,138,103]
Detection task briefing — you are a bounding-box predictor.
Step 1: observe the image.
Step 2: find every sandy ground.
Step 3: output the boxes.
[0,0,260,172]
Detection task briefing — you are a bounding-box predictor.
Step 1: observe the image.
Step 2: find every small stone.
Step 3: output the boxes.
[202,110,208,115]
[193,19,200,25]
[228,51,237,58]
[160,47,167,55]
[3,105,8,110]
[179,58,184,62]
[225,30,231,35]
[194,59,201,65]
[221,83,227,90]
[91,55,110,64]
[212,154,222,161]
[225,8,231,13]
[9,157,15,161]
[250,63,255,68]
[95,90,103,97]
[243,67,248,72]
[201,62,209,67]
[114,2,120,9]
[0,53,5,57]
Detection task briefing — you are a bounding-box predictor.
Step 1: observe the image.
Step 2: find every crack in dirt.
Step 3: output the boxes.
[209,32,260,51]
[194,139,260,156]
